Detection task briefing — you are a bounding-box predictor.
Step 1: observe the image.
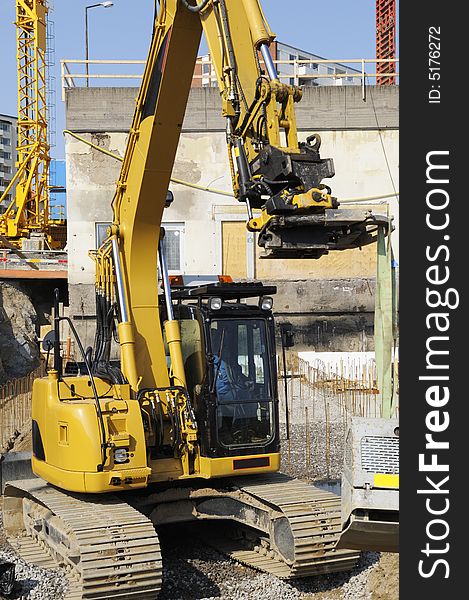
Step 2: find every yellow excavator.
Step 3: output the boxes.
[3,1,397,597]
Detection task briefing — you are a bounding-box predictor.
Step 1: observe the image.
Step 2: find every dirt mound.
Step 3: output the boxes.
[0,282,40,384]
[366,553,399,600]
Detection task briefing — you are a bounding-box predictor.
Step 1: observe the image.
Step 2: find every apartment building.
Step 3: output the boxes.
[0,113,17,213]
[193,41,361,88]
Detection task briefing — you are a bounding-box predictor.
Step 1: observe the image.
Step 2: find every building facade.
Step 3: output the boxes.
[0,113,17,213]
[193,41,361,88]
[64,85,398,352]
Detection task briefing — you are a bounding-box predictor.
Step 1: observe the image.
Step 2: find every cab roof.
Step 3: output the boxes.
[169,282,277,301]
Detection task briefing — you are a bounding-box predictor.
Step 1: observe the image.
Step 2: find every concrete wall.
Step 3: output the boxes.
[66,85,398,133]
[65,85,398,351]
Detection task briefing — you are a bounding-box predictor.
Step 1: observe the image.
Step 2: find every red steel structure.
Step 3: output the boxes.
[376,0,396,85]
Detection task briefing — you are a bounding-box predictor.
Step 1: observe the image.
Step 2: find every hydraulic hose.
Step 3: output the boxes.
[181,0,210,13]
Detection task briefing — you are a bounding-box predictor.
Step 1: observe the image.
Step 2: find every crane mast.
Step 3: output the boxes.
[0,0,65,249]
[376,0,397,85]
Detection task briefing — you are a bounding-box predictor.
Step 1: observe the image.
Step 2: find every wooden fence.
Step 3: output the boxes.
[0,363,46,452]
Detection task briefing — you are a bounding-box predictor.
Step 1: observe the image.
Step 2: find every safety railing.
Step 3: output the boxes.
[61,57,399,101]
[0,363,46,453]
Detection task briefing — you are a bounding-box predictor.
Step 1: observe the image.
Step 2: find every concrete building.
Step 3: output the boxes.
[65,84,398,352]
[0,114,17,213]
[193,41,362,88]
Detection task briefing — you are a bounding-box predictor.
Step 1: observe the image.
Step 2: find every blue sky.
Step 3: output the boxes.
[0,0,384,159]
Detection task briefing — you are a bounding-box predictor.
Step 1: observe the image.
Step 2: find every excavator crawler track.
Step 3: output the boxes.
[193,474,360,578]
[3,479,162,600]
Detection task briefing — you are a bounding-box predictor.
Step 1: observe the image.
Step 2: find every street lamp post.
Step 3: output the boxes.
[85,2,114,87]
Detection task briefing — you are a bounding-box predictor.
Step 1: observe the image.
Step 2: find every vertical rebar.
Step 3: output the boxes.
[299,359,303,411]
[289,351,294,411]
[325,401,331,481]
[305,406,311,478]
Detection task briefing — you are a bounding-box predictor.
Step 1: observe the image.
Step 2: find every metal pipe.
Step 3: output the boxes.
[111,237,129,323]
[85,8,90,87]
[281,336,290,440]
[260,44,278,81]
[158,239,174,321]
[218,0,240,114]
[85,3,114,88]
[53,288,62,378]
[246,198,253,221]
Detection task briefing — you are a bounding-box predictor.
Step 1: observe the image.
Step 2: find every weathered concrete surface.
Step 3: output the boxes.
[277,313,374,352]
[268,278,375,314]
[268,278,376,351]
[65,129,399,285]
[65,85,399,353]
[66,85,398,133]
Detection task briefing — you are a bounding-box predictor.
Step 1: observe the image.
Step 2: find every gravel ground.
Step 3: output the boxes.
[0,526,68,600]
[156,525,388,600]
[0,525,397,600]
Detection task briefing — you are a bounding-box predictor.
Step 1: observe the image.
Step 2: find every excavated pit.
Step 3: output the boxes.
[0,282,40,385]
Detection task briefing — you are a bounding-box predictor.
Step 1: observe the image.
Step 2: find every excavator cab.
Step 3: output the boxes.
[168,280,280,461]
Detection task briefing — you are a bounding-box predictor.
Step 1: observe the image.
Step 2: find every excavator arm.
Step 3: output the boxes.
[92,0,392,399]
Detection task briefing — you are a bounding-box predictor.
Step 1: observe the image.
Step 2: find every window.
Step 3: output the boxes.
[95,221,111,248]
[202,63,210,74]
[161,222,184,273]
[299,78,317,87]
[0,151,11,160]
[210,318,274,448]
[311,62,318,71]
[0,138,10,145]
[327,67,334,74]
[0,123,10,132]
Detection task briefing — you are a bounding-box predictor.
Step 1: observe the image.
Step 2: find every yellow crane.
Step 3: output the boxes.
[0,0,66,250]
